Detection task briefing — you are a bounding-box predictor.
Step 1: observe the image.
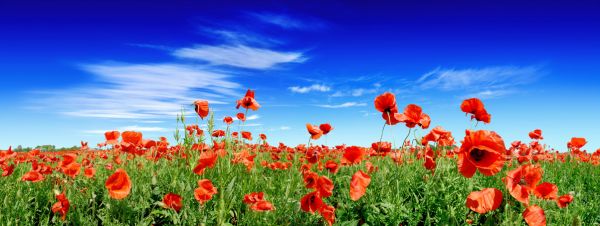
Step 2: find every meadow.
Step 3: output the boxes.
[0,91,598,226]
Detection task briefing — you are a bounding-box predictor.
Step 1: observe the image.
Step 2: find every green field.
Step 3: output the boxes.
[1,139,598,225]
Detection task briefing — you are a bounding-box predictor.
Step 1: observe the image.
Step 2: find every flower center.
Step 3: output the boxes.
[519,178,528,186]
[469,148,486,162]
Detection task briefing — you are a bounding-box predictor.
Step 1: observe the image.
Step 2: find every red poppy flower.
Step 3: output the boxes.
[51,192,70,220]
[236,89,261,111]
[324,160,339,174]
[461,98,491,124]
[193,151,218,175]
[303,171,319,189]
[350,170,371,201]
[250,200,275,212]
[365,161,378,173]
[1,164,15,177]
[194,179,217,204]
[162,193,183,212]
[374,92,398,114]
[300,191,323,213]
[185,124,202,136]
[319,123,333,135]
[21,170,44,182]
[528,129,543,140]
[122,131,143,145]
[260,134,267,140]
[341,146,365,165]
[523,205,546,226]
[394,104,431,129]
[105,168,132,200]
[556,194,574,208]
[61,162,81,179]
[104,131,120,145]
[423,147,436,171]
[211,130,225,137]
[223,116,234,124]
[236,113,246,122]
[457,130,506,178]
[421,126,455,146]
[243,192,265,204]
[465,188,503,214]
[232,150,256,171]
[193,100,210,119]
[242,131,252,140]
[306,124,323,140]
[316,176,334,198]
[533,182,558,200]
[84,167,96,178]
[503,164,543,205]
[319,204,336,226]
[382,112,401,125]
[567,137,586,150]
[371,142,392,154]
[375,92,401,125]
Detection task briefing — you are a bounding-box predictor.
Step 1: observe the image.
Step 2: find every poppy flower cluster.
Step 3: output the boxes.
[51,192,70,220]
[194,179,218,205]
[374,92,431,129]
[503,163,573,210]
[300,170,336,226]
[243,192,275,212]
[193,151,218,175]
[0,88,590,225]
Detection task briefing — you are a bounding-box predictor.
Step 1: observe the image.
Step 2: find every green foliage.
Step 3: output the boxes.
[0,151,598,225]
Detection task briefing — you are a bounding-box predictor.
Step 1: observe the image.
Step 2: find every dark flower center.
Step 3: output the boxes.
[519,178,527,186]
[469,148,486,162]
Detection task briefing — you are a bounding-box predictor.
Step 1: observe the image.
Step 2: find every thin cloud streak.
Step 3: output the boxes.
[417,65,543,91]
[248,12,326,30]
[173,45,305,69]
[289,84,331,93]
[316,102,366,108]
[38,63,240,119]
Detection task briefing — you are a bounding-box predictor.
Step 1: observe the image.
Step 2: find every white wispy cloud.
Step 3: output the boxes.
[246,114,260,120]
[173,45,305,69]
[201,28,284,47]
[240,123,263,127]
[289,84,331,93]
[36,38,309,119]
[38,63,240,119]
[330,88,378,97]
[316,102,366,108]
[136,120,165,124]
[84,125,169,134]
[416,65,544,99]
[267,126,291,132]
[248,12,326,30]
[461,90,516,100]
[417,65,542,91]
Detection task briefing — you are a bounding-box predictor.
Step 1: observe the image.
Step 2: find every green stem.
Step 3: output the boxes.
[400,128,412,153]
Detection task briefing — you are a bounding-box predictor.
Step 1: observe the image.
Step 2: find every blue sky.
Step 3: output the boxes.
[1,0,599,151]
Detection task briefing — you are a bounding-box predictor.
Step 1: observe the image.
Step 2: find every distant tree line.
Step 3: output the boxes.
[11,145,81,152]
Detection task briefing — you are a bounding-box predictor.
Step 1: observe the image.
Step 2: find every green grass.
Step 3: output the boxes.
[0,147,598,226]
